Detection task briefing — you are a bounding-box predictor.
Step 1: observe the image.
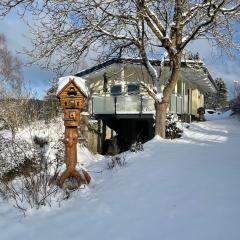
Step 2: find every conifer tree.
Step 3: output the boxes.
[43,82,59,122]
[204,78,228,110]
[215,78,228,108]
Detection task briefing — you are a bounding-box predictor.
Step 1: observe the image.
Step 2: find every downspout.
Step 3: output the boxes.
[120,64,125,93]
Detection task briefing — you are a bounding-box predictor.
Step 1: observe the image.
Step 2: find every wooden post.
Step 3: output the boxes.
[59,126,87,187]
[57,78,91,188]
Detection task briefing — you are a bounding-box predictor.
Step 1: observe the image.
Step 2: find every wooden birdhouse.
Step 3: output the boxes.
[57,77,88,127]
[57,78,88,109]
[63,108,81,127]
[56,76,91,188]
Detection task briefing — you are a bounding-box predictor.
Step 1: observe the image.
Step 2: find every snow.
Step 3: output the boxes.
[57,75,89,97]
[205,109,232,121]
[81,111,90,116]
[1,112,240,240]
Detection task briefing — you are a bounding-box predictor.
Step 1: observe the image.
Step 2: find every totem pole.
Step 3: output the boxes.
[57,77,91,188]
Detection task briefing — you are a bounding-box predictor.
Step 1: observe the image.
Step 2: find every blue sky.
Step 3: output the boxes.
[0,11,54,98]
[0,11,239,99]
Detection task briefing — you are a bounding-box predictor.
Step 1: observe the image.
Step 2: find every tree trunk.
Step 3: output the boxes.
[155,54,182,138]
[155,101,168,138]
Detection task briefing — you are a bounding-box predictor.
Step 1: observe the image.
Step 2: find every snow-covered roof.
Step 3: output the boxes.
[75,58,161,78]
[57,75,89,97]
[75,57,217,93]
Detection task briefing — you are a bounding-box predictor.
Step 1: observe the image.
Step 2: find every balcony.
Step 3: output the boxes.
[91,94,182,116]
[169,94,183,114]
[91,95,155,115]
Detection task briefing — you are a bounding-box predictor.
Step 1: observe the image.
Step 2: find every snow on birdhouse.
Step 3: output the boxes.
[57,76,89,109]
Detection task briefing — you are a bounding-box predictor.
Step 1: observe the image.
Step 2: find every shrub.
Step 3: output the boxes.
[0,133,65,214]
[165,113,183,139]
[107,154,126,169]
[130,142,144,152]
[0,136,41,181]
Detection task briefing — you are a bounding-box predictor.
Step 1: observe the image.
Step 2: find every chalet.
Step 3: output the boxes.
[75,58,217,153]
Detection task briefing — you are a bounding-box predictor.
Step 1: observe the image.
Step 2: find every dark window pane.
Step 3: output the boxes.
[111,85,122,95]
[67,87,77,96]
[127,84,139,94]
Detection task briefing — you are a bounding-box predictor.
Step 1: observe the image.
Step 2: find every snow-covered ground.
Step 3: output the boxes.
[1,112,240,240]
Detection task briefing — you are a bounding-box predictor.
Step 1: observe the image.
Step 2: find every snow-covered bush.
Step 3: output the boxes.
[165,113,183,139]
[0,120,66,214]
[107,154,126,169]
[0,137,40,181]
[130,142,144,152]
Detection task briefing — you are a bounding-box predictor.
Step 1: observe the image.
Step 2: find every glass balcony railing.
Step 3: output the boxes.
[169,94,182,114]
[92,95,155,114]
[116,95,141,113]
[91,93,182,115]
[91,95,115,114]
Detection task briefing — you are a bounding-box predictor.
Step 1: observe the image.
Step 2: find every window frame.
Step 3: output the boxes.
[110,84,122,96]
[127,83,140,95]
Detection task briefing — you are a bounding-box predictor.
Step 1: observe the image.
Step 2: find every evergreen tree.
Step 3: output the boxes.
[43,82,59,122]
[215,78,228,108]
[204,78,228,110]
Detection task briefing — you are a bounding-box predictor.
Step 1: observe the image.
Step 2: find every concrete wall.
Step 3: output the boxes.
[80,115,100,154]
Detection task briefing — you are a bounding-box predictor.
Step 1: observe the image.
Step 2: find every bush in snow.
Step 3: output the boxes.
[130,142,144,152]
[0,129,65,214]
[33,135,49,148]
[165,113,183,139]
[0,136,41,182]
[107,154,126,169]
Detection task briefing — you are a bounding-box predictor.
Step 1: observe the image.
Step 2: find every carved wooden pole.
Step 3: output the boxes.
[57,77,91,188]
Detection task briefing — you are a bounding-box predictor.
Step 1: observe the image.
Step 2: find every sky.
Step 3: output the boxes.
[0,11,54,98]
[0,10,239,99]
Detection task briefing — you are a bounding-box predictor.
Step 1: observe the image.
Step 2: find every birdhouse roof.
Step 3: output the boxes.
[57,75,89,97]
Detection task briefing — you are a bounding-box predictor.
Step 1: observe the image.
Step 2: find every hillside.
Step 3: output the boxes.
[1,112,240,240]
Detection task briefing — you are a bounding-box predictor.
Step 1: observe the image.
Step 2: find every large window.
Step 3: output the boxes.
[127,83,140,95]
[110,84,122,95]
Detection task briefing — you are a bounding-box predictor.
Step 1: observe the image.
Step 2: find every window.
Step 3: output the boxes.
[67,87,77,96]
[110,85,122,95]
[68,100,75,107]
[69,111,76,119]
[127,83,140,95]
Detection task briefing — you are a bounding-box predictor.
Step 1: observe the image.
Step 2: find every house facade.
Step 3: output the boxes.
[75,58,217,153]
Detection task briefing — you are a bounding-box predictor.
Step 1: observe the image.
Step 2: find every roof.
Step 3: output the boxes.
[57,75,89,97]
[75,58,161,78]
[75,57,217,93]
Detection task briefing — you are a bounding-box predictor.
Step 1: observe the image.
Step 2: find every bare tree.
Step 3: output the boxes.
[0,33,26,138]
[0,33,22,96]
[1,0,239,137]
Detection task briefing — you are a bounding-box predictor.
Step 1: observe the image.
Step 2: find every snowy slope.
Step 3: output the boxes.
[1,113,240,240]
